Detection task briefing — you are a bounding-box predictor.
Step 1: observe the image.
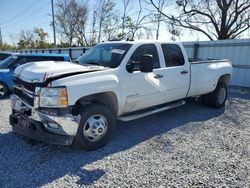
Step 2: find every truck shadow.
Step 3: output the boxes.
[0,95,244,187]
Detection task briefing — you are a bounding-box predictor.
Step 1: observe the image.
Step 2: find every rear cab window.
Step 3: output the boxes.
[161,44,185,67]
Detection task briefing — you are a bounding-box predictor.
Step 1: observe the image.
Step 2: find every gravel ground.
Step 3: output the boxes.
[0,93,249,187]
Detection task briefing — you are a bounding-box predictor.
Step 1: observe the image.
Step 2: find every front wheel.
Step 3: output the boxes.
[201,83,228,108]
[0,82,8,98]
[73,104,116,150]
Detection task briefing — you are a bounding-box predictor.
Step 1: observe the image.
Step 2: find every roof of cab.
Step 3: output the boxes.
[102,40,182,45]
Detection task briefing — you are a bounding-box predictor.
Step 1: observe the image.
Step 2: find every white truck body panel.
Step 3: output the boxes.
[188,61,233,97]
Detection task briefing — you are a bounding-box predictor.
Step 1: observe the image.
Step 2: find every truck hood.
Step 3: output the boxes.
[15,61,107,83]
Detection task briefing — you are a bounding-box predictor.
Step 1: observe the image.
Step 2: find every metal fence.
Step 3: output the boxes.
[12,47,89,60]
[13,38,250,88]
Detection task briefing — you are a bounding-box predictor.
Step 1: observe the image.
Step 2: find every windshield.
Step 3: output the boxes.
[77,43,132,68]
[0,55,18,69]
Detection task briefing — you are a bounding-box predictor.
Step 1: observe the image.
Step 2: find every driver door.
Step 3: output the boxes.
[120,44,167,112]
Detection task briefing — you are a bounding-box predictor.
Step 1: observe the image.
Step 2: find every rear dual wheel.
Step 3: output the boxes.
[201,83,228,108]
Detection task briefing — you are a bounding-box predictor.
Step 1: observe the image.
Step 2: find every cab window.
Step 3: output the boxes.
[129,44,160,71]
[161,44,185,67]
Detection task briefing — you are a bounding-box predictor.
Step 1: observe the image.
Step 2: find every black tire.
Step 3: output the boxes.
[73,103,116,150]
[0,82,8,98]
[201,83,228,108]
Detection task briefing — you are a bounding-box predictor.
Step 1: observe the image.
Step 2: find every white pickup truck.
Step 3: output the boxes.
[10,41,232,150]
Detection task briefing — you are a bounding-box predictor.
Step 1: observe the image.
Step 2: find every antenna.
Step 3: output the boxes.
[126,37,134,41]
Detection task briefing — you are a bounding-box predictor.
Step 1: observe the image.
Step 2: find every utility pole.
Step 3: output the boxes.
[51,0,56,46]
[0,27,3,46]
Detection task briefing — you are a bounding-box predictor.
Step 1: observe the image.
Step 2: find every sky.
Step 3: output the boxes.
[0,0,53,45]
[0,0,211,45]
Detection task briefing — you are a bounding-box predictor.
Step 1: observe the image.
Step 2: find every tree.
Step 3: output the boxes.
[121,0,132,35]
[74,3,89,46]
[145,0,169,40]
[17,30,35,49]
[149,0,250,40]
[15,28,51,49]
[96,0,116,43]
[34,28,49,48]
[112,0,151,40]
[90,10,98,45]
[125,0,148,40]
[0,43,16,50]
[9,33,18,48]
[55,0,89,46]
[102,14,120,41]
[154,0,164,40]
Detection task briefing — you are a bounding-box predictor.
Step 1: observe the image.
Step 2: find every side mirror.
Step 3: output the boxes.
[126,61,135,73]
[140,54,153,73]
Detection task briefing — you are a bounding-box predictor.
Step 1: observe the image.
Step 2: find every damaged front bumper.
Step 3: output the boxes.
[10,95,80,145]
[10,114,74,145]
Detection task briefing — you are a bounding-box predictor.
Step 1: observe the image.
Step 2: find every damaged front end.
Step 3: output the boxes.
[9,77,80,145]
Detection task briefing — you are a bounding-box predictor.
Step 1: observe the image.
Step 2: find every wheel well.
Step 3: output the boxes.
[218,74,231,86]
[73,92,118,116]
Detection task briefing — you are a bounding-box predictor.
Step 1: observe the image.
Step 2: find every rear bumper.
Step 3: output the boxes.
[10,114,74,145]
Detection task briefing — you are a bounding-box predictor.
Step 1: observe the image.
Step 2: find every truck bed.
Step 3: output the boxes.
[187,59,232,97]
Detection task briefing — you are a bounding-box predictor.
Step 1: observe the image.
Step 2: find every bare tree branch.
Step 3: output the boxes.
[149,0,250,40]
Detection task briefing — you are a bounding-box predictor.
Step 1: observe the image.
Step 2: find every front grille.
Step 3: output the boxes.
[14,77,36,92]
[13,78,37,106]
[13,87,34,106]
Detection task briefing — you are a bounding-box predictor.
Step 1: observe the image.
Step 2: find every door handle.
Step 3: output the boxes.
[154,74,164,79]
[181,70,189,74]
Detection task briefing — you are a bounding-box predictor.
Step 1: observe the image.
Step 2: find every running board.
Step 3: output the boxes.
[117,100,185,121]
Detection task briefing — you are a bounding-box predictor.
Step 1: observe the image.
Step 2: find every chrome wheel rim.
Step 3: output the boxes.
[83,115,108,142]
[218,88,226,104]
[0,84,6,97]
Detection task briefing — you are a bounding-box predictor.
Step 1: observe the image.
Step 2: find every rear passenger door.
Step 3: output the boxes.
[160,44,190,101]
